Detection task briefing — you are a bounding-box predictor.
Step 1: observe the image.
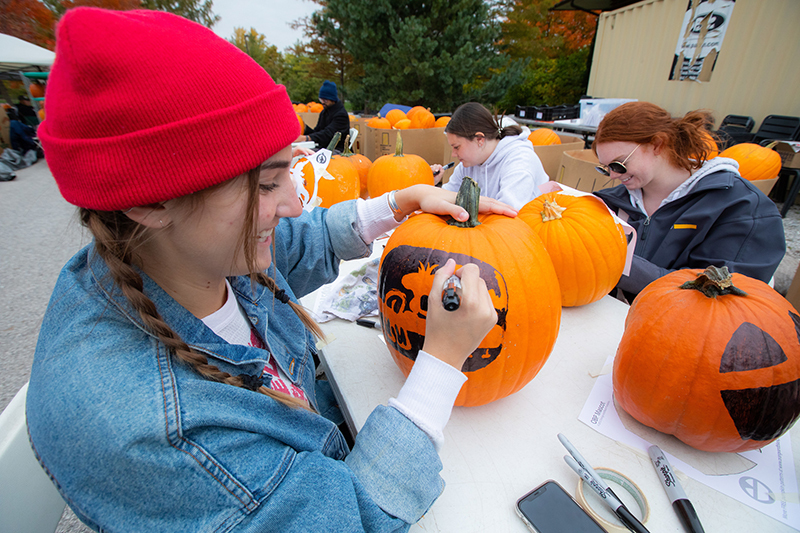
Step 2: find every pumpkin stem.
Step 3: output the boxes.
[326,131,341,151]
[540,199,566,222]
[342,135,353,156]
[447,176,481,227]
[679,266,748,298]
[395,131,404,157]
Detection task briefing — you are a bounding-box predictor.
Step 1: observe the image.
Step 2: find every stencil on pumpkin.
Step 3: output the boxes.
[719,322,787,372]
[378,245,508,372]
[721,378,800,441]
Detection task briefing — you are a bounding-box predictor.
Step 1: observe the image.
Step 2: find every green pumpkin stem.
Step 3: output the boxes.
[679,266,747,298]
[448,176,481,227]
[326,131,341,151]
[395,131,404,156]
[541,199,566,222]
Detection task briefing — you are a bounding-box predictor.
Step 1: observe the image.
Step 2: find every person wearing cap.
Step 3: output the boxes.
[27,7,515,532]
[296,80,350,152]
[431,102,549,210]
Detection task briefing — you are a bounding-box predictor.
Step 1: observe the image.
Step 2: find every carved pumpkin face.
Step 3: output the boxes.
[613,268,800,452]
[378,210,562,406]
[379,246,508,372]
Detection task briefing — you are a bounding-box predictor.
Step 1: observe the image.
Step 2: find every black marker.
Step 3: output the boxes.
[433,161,455,176]
[356,318,381,329]
[442,274,462,311]
[648,445,705,533]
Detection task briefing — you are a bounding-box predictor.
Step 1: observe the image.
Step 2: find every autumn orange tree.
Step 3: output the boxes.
[497,0,597,109]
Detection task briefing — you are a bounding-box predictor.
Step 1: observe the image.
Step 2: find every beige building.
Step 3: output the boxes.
[585,0,800,129]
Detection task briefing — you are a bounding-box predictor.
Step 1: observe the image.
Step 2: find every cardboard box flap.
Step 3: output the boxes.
[365,126,449,166]
[531,132,585,180]
[556,149,615,193]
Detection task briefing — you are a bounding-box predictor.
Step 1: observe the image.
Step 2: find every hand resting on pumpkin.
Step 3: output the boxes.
[421,258,498,370]
[392,184,517,222]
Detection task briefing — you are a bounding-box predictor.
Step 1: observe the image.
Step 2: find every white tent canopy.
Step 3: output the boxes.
[0,34,55,74]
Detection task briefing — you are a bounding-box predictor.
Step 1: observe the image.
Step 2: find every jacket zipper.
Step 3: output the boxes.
[640,216,651,241]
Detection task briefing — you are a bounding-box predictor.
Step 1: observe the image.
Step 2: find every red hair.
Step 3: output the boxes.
[592,102,718,171]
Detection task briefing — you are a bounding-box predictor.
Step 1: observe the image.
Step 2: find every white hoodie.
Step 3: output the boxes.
[442,126,548,210]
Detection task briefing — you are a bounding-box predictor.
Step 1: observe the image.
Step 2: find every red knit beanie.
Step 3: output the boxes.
[38,8,299,211]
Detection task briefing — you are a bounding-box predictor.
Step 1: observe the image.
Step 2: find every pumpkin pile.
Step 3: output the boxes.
[371,106,446,131]
[518,191,627,307]
[720,142,782,182]
[613,266,800,452]
[378,177,562,406]
[367,132,434,198]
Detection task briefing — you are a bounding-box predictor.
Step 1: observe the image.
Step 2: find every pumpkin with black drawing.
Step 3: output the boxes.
[378,177,562,406]
[519,192,627,307]
[613,266,800,452]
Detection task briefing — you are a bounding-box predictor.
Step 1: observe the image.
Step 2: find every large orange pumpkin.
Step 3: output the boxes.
[528,128,561,146]
[295,132,359,208]
[613,266,800,452]
[367,116,392,129]
[342,139,373,199]
[295,103,308,113]
[378,177,562,406]
[409,109,435,129]
[518,192,627,307]
[720,143,781,181]
[406,105,428,121]
[394,119,411,130]
[385,109,407,127]
[367,132,434,198]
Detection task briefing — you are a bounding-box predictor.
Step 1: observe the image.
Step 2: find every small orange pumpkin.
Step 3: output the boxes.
[528,128,561,146]
[518,192,627,307]
[307,102,324,113]
[720,142,782,181]
[434,116,451,128]
[296,113,304,134]
[393,119,411,130]
[385,109,407,127]
[378,177,562,406]
[367,132,434,198]
[613,266,800,452]
[295,103,308,113]
[29,82,45,98]
[295,132,359,208]
[406,105,428,121]
[367,116,392,129]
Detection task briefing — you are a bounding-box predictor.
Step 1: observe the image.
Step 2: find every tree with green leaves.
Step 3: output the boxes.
[140,0,219,27]
[229,27,285,81]
[315,0,521,113]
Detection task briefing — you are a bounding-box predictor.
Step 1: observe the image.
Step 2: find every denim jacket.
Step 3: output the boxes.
[27,200,445,532]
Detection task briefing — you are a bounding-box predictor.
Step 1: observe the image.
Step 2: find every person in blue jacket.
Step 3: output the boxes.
[593,102,785,302]
[27,8,514,532]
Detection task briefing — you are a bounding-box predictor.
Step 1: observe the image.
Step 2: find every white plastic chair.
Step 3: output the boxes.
[0,382,66,532]
[349,127,358,151]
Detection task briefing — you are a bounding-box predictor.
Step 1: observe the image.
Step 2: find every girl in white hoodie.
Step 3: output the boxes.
[433,102,549,210]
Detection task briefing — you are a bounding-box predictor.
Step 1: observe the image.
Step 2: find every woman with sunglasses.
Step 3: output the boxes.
[593,101,785,302]
[27,8,510,531]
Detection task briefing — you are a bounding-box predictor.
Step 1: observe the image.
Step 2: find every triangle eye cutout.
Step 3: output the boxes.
[719,322,786,373]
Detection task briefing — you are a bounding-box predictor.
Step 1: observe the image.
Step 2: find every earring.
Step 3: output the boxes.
[159,220,164,228]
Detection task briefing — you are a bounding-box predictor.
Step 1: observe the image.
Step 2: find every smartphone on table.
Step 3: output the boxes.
[515,479,608,533]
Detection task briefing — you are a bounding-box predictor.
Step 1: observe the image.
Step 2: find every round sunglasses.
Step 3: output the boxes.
[595,144,640,177]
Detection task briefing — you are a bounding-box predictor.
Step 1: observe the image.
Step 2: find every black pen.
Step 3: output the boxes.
[433,161,455,176]
[564,455,651,533]
[648,445,705,533]
[441,274,461,311]
[356,318,381,329]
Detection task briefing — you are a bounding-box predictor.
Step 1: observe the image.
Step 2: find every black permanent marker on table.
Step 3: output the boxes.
[356,318,381,329]
[648,445,705,533]
[442,274,462,311]
[564,455,651,533]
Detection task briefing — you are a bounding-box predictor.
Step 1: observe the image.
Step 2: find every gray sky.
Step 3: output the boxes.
[212,0,318,51]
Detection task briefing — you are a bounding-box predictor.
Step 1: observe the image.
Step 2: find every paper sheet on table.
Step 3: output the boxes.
[579,355,800,530]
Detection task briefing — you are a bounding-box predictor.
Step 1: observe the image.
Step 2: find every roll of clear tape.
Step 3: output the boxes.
[575,467,650,533]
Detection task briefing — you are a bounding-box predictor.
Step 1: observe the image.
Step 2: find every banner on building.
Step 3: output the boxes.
[670,0,736,82]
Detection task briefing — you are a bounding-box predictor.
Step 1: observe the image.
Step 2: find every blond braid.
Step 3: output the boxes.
[80,208,310,410]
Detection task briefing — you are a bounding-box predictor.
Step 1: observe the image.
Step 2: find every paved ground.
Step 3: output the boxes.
[2,159,798,531]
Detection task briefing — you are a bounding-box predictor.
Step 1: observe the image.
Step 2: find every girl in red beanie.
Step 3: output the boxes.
[27,7,517,532]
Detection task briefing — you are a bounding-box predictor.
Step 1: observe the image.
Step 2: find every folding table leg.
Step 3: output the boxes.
[780,169,800,218]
